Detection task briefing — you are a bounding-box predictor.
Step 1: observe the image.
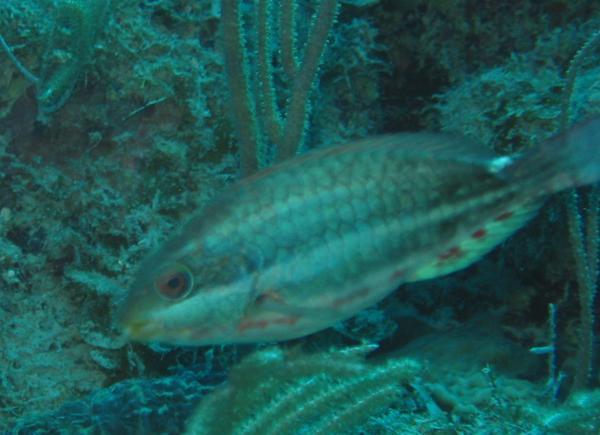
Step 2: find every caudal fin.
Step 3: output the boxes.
[507,116,600,196]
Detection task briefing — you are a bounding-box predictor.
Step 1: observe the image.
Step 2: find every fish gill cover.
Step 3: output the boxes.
[0,0,599,434]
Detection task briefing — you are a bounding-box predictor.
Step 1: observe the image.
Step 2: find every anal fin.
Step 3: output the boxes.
[411,201,542,281]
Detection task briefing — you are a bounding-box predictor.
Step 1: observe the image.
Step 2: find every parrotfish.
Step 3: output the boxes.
[119,118,600,346]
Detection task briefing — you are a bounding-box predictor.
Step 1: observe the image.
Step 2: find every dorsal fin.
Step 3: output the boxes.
[317,132,504,168]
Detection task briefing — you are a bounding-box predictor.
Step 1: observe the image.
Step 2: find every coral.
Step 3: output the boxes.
[221,0,340,174]
[8,369,223,434]
[0,0,110,120]
[560,28,600,392]
[541,390,600,433]
[1,0,600,432]
[184,345,422,435]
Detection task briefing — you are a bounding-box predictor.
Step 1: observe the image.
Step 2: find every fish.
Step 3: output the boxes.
[118,117,600,346]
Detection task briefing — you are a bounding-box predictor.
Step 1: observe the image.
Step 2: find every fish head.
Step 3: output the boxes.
[118,234,256,346]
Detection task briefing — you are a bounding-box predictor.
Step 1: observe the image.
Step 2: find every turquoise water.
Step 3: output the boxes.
[1,1,599,433]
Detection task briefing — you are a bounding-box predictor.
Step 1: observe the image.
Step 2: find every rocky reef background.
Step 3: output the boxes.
[1,0,599,433]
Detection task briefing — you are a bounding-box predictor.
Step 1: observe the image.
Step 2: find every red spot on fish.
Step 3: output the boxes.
[190,327,211,340]
[494,211,513,222]
[255,290,286,305]
[332,287,371,308]
[237,316,298,333]
[389,269,405,283]
[438,246,463,261]
[472,228,487,239]
[237,319,269,332]
[273,317,298,326]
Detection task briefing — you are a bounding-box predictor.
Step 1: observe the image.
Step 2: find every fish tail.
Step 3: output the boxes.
[507,116,600,195]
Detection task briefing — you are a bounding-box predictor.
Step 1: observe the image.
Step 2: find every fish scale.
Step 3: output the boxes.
[119,119,600,345]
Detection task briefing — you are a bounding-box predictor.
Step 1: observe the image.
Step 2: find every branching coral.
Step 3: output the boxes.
[0,0,110,120]
[184,345,422,434]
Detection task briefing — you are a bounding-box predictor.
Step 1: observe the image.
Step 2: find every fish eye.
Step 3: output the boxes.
[154,264,194,300]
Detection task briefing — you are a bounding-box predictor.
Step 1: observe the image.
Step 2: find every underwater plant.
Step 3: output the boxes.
[560,29,600,392]
[2,1,600,433]
[221,0,340,174]
[0,0,110,120]
[184,344,422,434]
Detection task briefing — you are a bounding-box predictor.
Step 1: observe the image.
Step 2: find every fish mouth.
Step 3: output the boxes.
[120,317,165,342]
[122,318,218,346]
